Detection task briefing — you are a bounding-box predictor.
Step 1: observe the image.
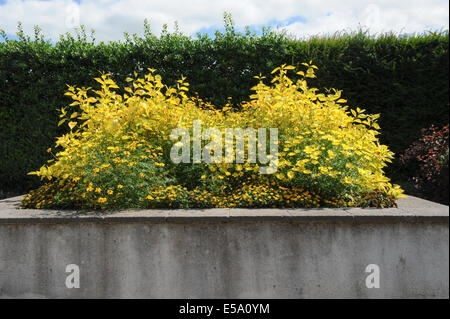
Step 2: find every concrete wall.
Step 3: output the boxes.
[0,196,448,299]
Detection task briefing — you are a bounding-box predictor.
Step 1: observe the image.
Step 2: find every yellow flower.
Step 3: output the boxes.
[117,184,123,189]
[318,166,330,174]
[343,177,353,184]
[95,187,101,193]
[98,197,107,203]
[107,189,113,195]
[303,145,317,154]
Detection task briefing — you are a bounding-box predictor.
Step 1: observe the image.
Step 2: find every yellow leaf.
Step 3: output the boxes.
[271,67,280,74]
[58,118,67,126]
[68,121,77,130]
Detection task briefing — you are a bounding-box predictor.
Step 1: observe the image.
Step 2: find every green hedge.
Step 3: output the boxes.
[0,22,448,194]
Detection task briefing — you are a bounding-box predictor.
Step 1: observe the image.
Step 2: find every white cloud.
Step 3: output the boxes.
[280,0,449,38]
[0,0,448,41]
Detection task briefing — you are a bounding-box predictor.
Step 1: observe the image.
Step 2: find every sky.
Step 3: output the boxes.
[0,0,448,42]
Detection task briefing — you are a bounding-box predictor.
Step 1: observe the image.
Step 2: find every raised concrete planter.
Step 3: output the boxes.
[0,195,448,299]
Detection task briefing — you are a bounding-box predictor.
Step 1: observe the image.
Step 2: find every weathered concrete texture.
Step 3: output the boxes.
[0,195,448,299]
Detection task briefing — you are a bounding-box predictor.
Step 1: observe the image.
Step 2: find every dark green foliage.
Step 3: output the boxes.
[0,20,448,194]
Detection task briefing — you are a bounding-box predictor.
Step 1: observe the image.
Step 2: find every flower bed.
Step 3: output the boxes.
[22,63,404,210]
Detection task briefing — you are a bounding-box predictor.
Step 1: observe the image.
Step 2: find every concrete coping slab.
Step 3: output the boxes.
[0,195,448,224]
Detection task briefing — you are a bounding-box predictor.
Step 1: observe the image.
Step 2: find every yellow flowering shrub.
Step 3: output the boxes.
[22,63,404,210]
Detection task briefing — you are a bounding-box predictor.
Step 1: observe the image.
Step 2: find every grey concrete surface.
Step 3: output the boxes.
[0,195,448,298]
